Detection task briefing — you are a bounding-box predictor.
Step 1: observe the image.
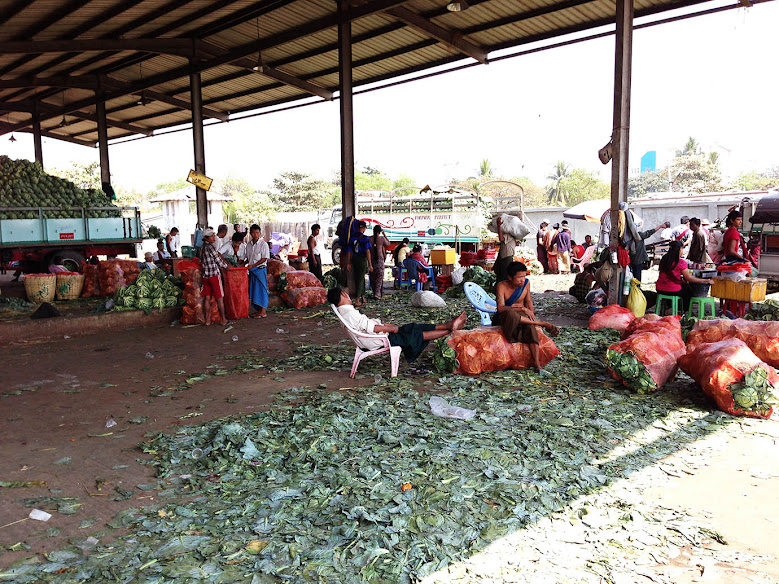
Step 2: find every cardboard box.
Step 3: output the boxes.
[431,248,456,265]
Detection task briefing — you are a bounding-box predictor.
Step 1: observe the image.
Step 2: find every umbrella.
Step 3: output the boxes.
[563,199,610,223]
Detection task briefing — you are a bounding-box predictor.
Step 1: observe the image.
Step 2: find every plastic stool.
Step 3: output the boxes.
[656,293,681,316]
[688,297,716,318]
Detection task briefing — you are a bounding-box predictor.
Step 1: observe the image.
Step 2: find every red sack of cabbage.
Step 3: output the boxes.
[447,326,560,375]
[80,264,100,297]
[606,316,685,393]
[589,304,635,332]
[97,260,126,297]
[687,318,779,368]
[285,270,323,290]
[620,313,661,339]
[679,338,777,419]
[268,259,294,278]
[283,287,328,309]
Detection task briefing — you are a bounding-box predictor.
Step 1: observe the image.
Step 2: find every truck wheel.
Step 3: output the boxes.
[48,250,86,273]
[332,243,342,266]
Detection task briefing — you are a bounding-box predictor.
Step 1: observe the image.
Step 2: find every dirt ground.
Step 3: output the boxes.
[1,270,777,583]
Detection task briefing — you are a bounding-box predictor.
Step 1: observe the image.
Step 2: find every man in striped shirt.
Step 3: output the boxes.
[201,228,230,326]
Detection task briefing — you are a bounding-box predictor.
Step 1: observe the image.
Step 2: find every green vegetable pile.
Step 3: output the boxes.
[605,349,656,394]
[445,266,496,298]
[224,254,241,267]
[746,298,779,321]
[0,296,33,314]
[323,266,341,290]
[0,156,120,219]
[432,337,459,373]
[729,366,779,415]
[112,269,183,313]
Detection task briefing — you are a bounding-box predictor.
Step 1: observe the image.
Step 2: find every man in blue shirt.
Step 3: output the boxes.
[553,225,572,274]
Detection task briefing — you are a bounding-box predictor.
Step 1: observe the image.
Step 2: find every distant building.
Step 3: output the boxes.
[149,186,232,246]
[640,151,657,173]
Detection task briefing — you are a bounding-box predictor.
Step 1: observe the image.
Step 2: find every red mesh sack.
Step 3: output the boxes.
[97,260,126,297]
[181,301,206,325]
[267,274,279,293]
[606,316,685,393]
[687,318,779,368]
[223,267,249,319]
[447,326,560,375]
[620,313,661,339]
[679,339,777,419]
[284,270,323,290]
[181,268,203,308]
[177,258,202,272]
[589,304,635,332]
[81,264,100,298]
[282,287,328,309]
[268,259,293,278]
[116,259,141,284]
[209,296,221,323]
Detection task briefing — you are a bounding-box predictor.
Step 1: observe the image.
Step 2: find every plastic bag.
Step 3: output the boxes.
[490,213,530,241]
[98,260,126,297]
[410,291,446,308]
[606,316,685,393]
[283,287,328,309]
[447,326,560,375]
[585,288,607,308]
[595,260,615,287]
[268,259,293,278]
[81,264,99,297]
[588,304,635,332]
[284,270,323,290]
[429,396,476,420]
[451,266,467,286]
[223,267,249,319]
[626,278,647,317]
[687,318,779,368]
[679,338,777,418]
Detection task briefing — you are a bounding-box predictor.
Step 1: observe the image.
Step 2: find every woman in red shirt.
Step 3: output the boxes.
[722,210,748,264]
[656,240,709,311]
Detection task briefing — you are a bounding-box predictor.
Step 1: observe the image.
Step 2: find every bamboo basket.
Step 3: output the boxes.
[23,274,57,303]
[56,273,85,300]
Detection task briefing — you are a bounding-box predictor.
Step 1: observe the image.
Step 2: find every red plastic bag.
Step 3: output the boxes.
[282,287,328,309]
[679,339,776,419]
[268,259,293,278]
[81,264,99,297]
[687,318,779,368]
[447,326,560,375]
[589,304,636,332]
[98,260,126,296]
[607,316,685,393]
[223,267,249,319]
[285,270,323,290]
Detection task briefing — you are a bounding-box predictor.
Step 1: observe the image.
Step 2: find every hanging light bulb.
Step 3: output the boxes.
[446,0,469,10]
[9,134,16,142]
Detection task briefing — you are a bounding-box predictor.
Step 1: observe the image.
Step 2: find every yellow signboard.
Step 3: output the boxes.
[187,170,213,191]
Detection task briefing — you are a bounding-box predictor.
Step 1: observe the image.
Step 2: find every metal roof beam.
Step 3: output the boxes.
[0,75,101,90]
[17,127,96,148]
[385,6,489,64]
[255,65,334,100]
[67,111,153,137]
[0,38,197,57]
[0,0,35,28]
[133,89,230,122]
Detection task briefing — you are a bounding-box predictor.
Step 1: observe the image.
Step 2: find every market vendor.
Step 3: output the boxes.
[494,261,560,372]
[245,224,269,318]
[142,252,156,271]
[536,221,549,273]
[220,232,247,264]
[328,287,466,363]
[656,240,710,311]
[200,228,230,327]
[153,239,171,262]
[686,218,709,265]
[308,223,323,283]
[346,220,373,307]
[721,210,749,264]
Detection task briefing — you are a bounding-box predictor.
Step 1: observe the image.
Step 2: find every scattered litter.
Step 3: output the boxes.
[429,395,476,420]
[63,335,71,339]
[516,404,533,413]
[28,509,52,522]
[374,374,383,383]
[105,417,117,428]
[223,325,234,333]
[145,352,155,360]
[232,335,239,342]
[275,328,285,334]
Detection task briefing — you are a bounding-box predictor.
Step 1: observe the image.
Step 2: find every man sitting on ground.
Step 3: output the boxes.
[328,286,466,363]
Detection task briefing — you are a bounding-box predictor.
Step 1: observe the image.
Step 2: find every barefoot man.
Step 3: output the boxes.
[200,228,230,326]
[328,287,466,363]
[494,261,559,371]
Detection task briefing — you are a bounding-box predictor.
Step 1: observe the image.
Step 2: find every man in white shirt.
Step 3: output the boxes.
[328,287,466,363]
[152,240,171,262]
[215,224,229,251]
[220,232,247,263]
[245,224,270,318]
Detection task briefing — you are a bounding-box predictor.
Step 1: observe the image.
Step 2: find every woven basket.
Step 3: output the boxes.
[24,274,57,303]
[56,273,85,300]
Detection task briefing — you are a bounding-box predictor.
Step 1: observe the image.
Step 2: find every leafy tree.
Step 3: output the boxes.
[268,171,334,211]
[735,167,779,191]
[558,168,610,206]
[392,173,418,190]
[708,151,719,166]
[545,161,570,205]
[153,178,189,194]
[354,169,393,192]
[477,159,494,179]
[628,170,669,198]
[676,136,701,157]
[50,161,101,189]
[220,175,275,225]
[669,154,725,193]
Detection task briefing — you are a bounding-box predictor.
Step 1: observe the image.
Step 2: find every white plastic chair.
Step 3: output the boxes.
[331,305,401,378]
[464,281,497,326]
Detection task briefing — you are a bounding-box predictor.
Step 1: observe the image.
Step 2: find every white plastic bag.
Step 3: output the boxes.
[451,267,467,286]
[410,291,446,308]
[490,214,530,241]
[429,396,476,420]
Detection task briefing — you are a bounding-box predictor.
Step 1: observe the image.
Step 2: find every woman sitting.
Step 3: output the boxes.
[406,244,431,284]
[721,210,750,265]
[656,240,709,311]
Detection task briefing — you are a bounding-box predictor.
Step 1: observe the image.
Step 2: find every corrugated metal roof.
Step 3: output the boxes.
[0,0,772,146]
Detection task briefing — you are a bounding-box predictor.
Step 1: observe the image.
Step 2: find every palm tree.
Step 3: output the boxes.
[708,151,720,166]
[676,136,700,157]
[546,161,569,205]
[477,158,494,179]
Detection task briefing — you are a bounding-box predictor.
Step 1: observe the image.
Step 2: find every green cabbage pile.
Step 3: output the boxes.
[113,269,183,313]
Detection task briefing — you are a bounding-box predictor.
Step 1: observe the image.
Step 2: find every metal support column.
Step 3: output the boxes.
[95,92,112,197]
[32,100,43,167]
[190,60,208,229]
[338,0,356,294]
[608,0,634,305]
